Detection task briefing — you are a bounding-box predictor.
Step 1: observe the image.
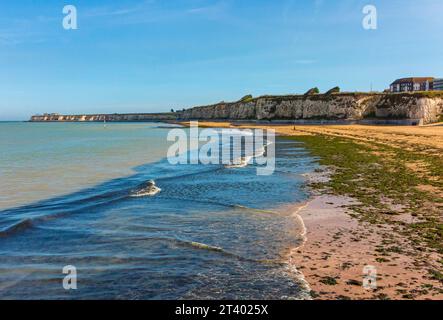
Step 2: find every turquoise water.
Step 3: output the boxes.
[0,122,172,210]
[0,122,317,299]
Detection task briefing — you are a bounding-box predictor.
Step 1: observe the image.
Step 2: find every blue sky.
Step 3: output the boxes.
[1,0,442,120]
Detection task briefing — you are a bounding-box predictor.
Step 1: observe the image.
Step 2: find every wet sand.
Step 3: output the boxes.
[288,194,443,300]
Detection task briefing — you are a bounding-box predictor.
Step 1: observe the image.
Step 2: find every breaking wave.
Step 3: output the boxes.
[224,156,253,169]
[131,180,162,197]
[223,140,273,169]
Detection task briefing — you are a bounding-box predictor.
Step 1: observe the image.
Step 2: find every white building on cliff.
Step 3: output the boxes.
[390,77,434,92]
[433,78,443,91]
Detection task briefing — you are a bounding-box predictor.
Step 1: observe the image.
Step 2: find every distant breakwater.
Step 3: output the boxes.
[30,92,443,125]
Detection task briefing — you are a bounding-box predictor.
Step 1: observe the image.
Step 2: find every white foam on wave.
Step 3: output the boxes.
[131,180,162,197]
[188,241,224,252]
[224,140,272,169]
[253,148,265,158]
[224,156,253,169]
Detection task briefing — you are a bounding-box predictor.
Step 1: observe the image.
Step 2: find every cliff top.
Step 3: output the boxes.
[188,91,443,110]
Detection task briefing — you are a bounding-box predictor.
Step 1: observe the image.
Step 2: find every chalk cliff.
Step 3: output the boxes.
[180,93,443,124]
[30,113,176,122]
[30,93,443,125]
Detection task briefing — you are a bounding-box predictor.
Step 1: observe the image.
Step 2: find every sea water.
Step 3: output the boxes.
[0,122,317,299]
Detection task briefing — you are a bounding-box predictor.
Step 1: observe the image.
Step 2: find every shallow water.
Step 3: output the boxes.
[0,122,174,210]
[0,122,317,299]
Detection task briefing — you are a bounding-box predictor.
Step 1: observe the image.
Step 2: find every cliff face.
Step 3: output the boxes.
[374,95,443,124]
[180,93,443,124]
[30,93,443,124]
[30,113,176,122]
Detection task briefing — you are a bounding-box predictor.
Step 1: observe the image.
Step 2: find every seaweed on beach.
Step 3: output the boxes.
[285,134,443,261]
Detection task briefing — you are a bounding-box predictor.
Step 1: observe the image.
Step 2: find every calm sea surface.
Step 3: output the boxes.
[0,122,317,299]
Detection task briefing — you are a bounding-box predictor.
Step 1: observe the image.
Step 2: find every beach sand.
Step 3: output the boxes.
[288,194,442,300]
[182,121,443,300]
[191,122,443,152]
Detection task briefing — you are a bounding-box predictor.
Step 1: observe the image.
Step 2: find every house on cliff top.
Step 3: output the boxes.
[390,77,434,92]
[433,78,443,91]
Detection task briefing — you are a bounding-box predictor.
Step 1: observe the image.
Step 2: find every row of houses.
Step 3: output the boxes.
[390,77,443,92]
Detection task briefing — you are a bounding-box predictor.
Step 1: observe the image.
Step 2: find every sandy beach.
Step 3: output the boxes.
[183,121,443,300]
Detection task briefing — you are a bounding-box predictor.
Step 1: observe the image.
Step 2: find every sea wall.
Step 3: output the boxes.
[180,93,443,125]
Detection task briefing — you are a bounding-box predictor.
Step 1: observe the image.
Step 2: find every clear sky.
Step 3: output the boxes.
[1,0,442,120]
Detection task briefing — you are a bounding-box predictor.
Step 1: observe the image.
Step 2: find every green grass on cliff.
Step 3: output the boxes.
[411,91,443,98]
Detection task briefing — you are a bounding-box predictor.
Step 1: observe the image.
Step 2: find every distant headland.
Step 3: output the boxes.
[30,91,443,126]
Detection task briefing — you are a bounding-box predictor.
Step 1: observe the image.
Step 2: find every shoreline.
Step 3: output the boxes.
[289,191,442,300]
[184,121,443,300]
